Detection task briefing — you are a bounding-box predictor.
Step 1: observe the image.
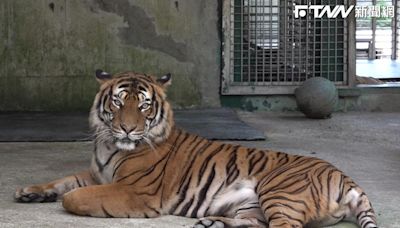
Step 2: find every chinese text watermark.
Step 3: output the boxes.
[294,5,395,19]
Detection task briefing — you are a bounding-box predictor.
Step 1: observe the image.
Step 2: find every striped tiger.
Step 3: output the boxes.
[15,70,377,228]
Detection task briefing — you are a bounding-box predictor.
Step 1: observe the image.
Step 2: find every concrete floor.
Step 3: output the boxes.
[0,111,399,228]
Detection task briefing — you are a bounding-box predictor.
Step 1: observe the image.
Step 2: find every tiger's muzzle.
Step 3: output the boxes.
[113,130,144,151]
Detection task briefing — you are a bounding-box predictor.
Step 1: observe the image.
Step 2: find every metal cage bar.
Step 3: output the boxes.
[222,0,353,95]
[397,0,400,58]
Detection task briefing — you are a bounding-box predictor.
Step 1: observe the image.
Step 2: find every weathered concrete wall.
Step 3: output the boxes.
[0,0,221,111]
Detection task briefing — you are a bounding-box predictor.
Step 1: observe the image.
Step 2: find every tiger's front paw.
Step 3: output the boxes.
[194,218,225,228]
[14,186,58,203]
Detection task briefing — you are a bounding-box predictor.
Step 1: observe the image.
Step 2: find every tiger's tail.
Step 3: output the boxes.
[347,186,378,228]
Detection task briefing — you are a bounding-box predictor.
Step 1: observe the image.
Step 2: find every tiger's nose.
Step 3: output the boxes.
[120,124,136,134]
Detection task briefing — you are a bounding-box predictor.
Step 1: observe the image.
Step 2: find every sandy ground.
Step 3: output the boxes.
[0,111,399,228]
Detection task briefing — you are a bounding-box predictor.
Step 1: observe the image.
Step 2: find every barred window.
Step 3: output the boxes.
[222,0,353,95]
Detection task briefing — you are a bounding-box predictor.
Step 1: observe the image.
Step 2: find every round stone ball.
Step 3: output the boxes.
[295,77,338,119]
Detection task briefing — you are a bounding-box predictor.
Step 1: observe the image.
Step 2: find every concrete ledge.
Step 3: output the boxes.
[338,88,361,97]
[221,86,400,112]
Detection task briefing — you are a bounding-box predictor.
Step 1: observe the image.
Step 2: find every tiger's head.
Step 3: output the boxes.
[90,70,174,151]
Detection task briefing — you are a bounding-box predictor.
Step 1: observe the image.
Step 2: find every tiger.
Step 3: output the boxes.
[15,70,378,228]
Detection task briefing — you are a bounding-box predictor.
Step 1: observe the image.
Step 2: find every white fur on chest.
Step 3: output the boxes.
[90,142,119,184]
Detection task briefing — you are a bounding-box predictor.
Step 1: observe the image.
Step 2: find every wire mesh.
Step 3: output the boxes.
[229,0,348,87]
[397,0,400,58]
[374,0,394,58]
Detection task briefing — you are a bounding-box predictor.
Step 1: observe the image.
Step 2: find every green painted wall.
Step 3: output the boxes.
[0,0,221,111]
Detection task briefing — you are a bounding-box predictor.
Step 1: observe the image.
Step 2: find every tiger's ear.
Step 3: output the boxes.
[95,69,112,84]
[156,73,172,88]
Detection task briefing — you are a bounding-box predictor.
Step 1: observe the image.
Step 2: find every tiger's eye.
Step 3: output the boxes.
[113,99,122,107]
[141,103,150,110]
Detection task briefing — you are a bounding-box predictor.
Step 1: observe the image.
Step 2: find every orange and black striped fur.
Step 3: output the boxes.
[15,71,377,228]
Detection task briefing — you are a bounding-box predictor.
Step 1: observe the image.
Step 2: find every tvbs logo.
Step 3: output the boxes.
[294,5,355,18]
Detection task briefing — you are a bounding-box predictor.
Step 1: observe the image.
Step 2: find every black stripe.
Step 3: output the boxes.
[236,205,261,212]
[115,169,143,183]
[362,221,377,228]
[97,87,111,121]
[245,148,258,158]
[126,131,183,186]
[258,162,323,195]
[277,153,289,164]
[191,164,216,218]
[101,204,114,218]
[149,97,160,123]
[143,202,161,216]
[103,150,120,167]
[177,140,211,189]
[138,133,192,195]
[175,144,201,191]
[257,157,320,191]
[95,154,104,172]
[118,83,131,88]
[253,154,269,175]
[112,148,148,179]
[261,195,310,213]
[197,144,226,185]
[264,202,306,217]
[178,197,194,216]
[74,175,82,188]
[226,146,240,185]
[326,169,336,210]
[268,212,304,226]
[310,184,321,217]
[248,151,264,175]
[151,99,163,127]
[169,175,192,214]
[336,174,344,203]
[204,181,225,216]
[96,88,106,110]
[356,208,374,220]
[316,165,331,194]
[266,173,309,193]
[95,149,120,172]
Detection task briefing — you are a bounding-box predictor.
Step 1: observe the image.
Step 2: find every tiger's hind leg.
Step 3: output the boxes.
[306,175,377,228]
[256,181,311,228]
[194,216,264,228]
[256,163,378,228]
[194,202,267,228]
[258,200,305,228]
[256,171,318,228]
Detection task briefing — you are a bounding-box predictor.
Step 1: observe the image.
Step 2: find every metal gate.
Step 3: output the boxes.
[222,0,355,95]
